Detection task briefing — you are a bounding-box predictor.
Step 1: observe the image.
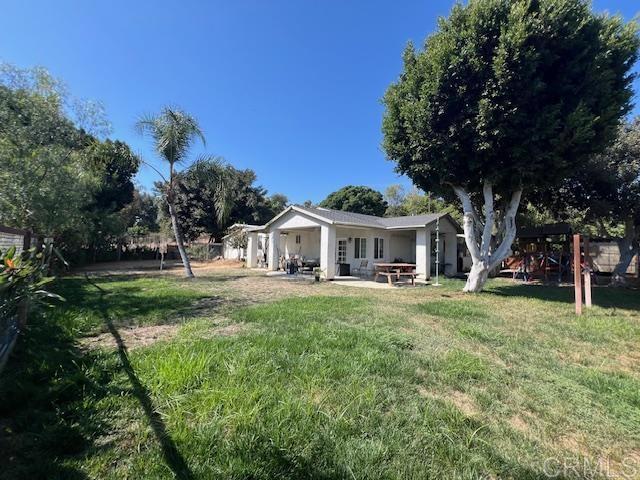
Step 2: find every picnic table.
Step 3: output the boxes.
[374,263,417,286]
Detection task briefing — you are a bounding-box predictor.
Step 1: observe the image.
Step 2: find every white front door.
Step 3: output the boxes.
[337,238,347,264]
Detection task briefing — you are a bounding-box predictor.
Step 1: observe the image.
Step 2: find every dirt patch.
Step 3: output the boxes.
[81,324,180,350]
[449,390,480,416]
[417,386,480,417]
[210,323,248,337]
[611,350,640,375]
[508,414,530,433]
[558,432,593,458]
[72,259,245,277]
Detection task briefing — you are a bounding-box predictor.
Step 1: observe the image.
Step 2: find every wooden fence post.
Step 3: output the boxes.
[573,234,582,315]
[22,230,31,252]
[583,236,592,308]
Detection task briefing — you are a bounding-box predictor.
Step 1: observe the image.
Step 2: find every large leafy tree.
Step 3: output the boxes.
[383,0,639,292]
[0,63,140,263]
[384,184,462,223]
[168,161,287,242]
[548,118,640,285]
[0,65,124,255]
[119,189,160,237]
[319,185,387,216]
[137,107,229,278]
[597,120,640,283]
[0,83,95,239]
[83,140,140,260]
[165,157,233,242]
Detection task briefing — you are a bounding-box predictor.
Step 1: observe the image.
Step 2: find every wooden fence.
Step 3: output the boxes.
[0,225,44,373]
[0,225,40,255]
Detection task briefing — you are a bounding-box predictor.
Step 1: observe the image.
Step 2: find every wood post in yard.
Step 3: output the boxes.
[573,234,582,315]
[22,230,31,252]
[583,236,592,308]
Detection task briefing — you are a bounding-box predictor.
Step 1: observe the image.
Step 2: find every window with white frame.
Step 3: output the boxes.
[295,234,301,244]
[354,237,367,259]
[374,237,384,259]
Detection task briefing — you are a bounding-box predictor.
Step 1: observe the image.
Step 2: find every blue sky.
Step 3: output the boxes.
[2,0,638,204]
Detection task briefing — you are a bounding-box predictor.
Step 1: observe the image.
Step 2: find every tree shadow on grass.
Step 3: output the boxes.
[0,277,198,480]
[52,276,214,333]
[486,282,640,310]
[86,278,195,480]
[0,312,115,479]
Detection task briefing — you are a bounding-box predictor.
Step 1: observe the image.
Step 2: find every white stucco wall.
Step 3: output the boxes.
[267,209,328,271]
[389,232,416,263]
[427,218,459,276]
[334,227,417,274]
[281,228,321,260]
[222,238,245,260]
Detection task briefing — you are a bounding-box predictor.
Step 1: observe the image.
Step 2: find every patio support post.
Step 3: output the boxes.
[320,224,336,280]
[416,227,430,280]
[246,232,258,268]
[268,230,280,271]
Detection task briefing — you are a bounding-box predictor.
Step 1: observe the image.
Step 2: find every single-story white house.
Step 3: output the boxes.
[234,205,461,280]
[221,224,267,261]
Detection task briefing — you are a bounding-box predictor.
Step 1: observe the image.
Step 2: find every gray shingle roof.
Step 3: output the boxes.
[295,206,455,230]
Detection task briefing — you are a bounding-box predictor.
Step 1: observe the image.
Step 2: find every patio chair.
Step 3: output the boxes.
[352,259,369,276]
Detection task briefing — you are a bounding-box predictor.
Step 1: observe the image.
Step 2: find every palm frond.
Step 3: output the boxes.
[135,106,206,166]
[190,154,232,224]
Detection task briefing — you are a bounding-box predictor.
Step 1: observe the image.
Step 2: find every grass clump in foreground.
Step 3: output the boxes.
[1,272,639,479]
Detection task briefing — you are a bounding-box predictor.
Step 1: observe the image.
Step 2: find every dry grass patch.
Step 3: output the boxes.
[81,324,180,350]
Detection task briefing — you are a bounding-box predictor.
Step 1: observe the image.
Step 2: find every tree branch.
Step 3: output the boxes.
[480,181,494,258]
[489,189,523,270]
[453,185,481,262]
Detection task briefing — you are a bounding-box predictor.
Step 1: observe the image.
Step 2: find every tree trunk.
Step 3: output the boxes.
[611,218,638,286]
[465,260,491,293]
[168,200,194,278]
[453,183,522,293]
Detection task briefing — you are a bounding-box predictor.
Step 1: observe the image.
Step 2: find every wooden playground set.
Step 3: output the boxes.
[501,223,638,284]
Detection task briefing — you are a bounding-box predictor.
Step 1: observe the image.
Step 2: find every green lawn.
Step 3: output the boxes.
[1,270,639,479]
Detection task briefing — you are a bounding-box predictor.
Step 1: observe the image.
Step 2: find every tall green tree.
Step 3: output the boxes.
[168,162,286,242]
[136,107,223,278]
[0,63,140,263]
[383,0,639,292]
[319,185,387,216]
[83,140,140,261]
[384,184,463,223]
[119,189,160,237]
[548,118,640,284]
[164,157,232,242]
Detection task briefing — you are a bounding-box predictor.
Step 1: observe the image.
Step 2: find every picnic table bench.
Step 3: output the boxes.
[374,263,417,286]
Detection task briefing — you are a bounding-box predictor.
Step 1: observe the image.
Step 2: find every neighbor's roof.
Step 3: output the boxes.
[262,205,462,232]
[222,223,264,239]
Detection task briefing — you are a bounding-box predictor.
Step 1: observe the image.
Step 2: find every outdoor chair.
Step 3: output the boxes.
[353,259,369,276]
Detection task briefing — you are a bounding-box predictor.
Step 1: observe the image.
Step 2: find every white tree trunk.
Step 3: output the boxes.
[453,183,522,293]
[612,218,638,286]
[168,200,195,278]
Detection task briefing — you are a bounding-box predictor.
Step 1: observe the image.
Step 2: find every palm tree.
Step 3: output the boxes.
[136,107,224,278]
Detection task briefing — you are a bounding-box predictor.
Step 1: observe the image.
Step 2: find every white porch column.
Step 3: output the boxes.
[320,224,336,280]
[415,227,431,280]
[444,233,458,276]
[268,230,280,271]
[246,232,258,268]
